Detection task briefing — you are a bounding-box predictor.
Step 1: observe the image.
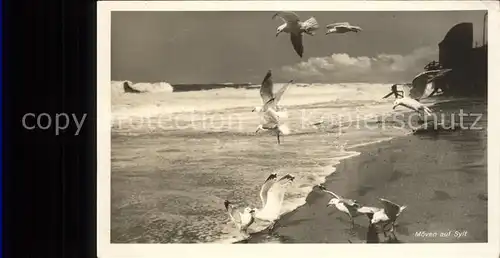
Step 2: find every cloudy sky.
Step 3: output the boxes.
[111,11,486,84]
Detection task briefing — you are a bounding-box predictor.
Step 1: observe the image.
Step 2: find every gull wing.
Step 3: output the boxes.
[357,206,382,214]
[258,175,293,218]
[379,198,402,221]
[326,22,350,28]
[277,174,295,186]
[224,201,242,225]
[357,206,382,220]
[260,70,274,105]
[411,69,452,99]
[259,174,278,208]
[427,68,452,83]
[326,27,338,34]
[416,69,450,78]
[409,70,444,100]
[350,26,362,32]
[342,202,362,215]
[409,73,430,100]
[274,80,294,106]
[262,98,277,113]
[398,83,412,98]
[323,190,341,199]
[318,185,342,199]
[340,198,360,207]
[290,33,304,58]
[272,11,301,24]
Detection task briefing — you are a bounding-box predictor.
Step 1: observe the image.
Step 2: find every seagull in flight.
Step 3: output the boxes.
[319,184,362,227]
[249,173,295,231]
[392,69,452,121]
[224,200,255,234]
[406,69,453,101]
[427,68,452,97]
[272,11,320,58]
[254,70,292,144]
[392,91,434,122]
[252,70,293,113]
[325,22,362,35]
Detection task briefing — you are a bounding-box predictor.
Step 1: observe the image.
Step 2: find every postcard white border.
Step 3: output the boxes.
[97,1,500,258]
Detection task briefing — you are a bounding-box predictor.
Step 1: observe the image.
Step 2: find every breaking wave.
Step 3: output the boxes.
[111,80,174,95]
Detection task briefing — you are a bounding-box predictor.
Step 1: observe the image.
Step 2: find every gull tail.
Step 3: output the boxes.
[301,17,319,34]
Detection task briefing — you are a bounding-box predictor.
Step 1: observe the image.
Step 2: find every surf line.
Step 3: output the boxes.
[21,113,87,136]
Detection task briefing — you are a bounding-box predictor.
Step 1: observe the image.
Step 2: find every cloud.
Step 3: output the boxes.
[278,46,439,83]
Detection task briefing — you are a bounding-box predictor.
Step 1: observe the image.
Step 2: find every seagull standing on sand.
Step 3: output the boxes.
[319,185,362,227]
[224,200,255,234]
[250,173,295,231]
[325,22,362,34]
[357,198,407,237]
[254,70,292,144]
[272,11,320,58]
[391,69,452,121]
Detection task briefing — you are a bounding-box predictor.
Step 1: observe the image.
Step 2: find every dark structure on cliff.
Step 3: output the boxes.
[433,22,487,97]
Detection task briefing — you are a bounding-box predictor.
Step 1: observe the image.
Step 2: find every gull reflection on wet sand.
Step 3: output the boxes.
[347,223,404,244]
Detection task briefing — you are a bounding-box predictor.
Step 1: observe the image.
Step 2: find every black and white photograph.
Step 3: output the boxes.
[97,1,499,256]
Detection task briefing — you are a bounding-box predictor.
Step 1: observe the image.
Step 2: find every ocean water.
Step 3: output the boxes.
[110,81,454,243]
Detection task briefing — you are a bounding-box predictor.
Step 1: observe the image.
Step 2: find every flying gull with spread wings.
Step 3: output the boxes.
[392,69,452,121]
[325,22,362,35]
[254,70,292,144]
[252,70,293,113]
[272,11,320,58]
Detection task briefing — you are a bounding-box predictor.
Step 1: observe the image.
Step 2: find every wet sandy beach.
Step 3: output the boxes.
[237,99,487,243]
